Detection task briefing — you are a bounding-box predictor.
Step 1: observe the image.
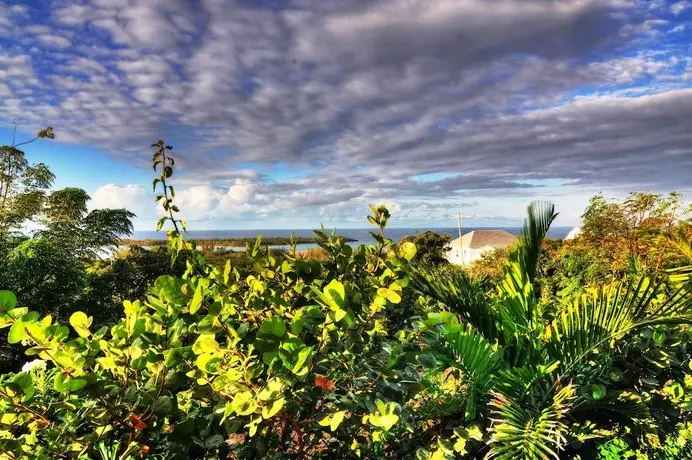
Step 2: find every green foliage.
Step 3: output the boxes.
[400,231,450,266]
[579,192,692,274]
[0,126,55,233]
[0,129,143,373]
[468,246,508,281]
[0,140,691,459]
[411,201,692,458]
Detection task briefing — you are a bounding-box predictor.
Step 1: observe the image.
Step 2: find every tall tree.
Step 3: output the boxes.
[0,126,55,233]
[42,187,135,260]
[577,192,691,272]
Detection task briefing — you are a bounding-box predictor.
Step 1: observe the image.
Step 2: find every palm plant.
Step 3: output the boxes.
[412,202,692,459]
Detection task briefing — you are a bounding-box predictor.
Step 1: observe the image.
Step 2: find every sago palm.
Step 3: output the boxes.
[411,202,692,459]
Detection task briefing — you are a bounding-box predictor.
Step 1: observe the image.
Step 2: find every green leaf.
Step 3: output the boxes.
[196,354,222,373]
[291,346,313,375]
[653,329,666,345]
[370,413,399,431]
[0,440,21,456]
[377,287,401,304]
[258,378,284,401]
[8,307,27,319]
[203,434,225,449]
[454,437,468,454]
[0,291,17,311]
[12,372,35,401]
[314,279,347,311]
[259,317,286,338]
[192,333,220,355]
[189,285,204,314]
[155,396,177,417]
[330,410,346,431]
[223,260,231,284]
[7,321,26,344]
[399,241,417,261]
[154,275,187,304]
[69,311,92,338]
[591,384,606,400]
[53,373,66,392]
[318,410,347,432]
[64,378,87,392]
[369,402,400,431]
[252,235,262,257]
[231,391,258,416]
[262,398,285,419]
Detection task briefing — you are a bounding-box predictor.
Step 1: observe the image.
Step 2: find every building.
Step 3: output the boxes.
[446,230,517,267]
[565,226,582,240]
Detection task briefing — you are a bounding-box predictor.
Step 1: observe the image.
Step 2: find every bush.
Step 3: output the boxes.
[0,203,424,458]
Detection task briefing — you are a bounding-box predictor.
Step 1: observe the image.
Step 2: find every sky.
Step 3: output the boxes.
[0,0,691,230]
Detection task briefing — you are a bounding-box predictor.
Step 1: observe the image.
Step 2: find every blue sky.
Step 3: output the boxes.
[1,0,691,230]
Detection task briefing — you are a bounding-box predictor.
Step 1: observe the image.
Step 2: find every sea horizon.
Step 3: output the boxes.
[131,226,575,243]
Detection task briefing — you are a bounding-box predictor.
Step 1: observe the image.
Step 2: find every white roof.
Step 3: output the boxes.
[449,230,517,249]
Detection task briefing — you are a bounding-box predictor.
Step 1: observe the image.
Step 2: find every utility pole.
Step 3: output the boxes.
[457,210,464,266]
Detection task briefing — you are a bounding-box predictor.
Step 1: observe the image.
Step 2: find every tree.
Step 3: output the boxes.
[468,246,508,281]
[0,125,55,233]
[41,187,135,260]
[0,128,137,371]
[579,192,691,272]
[400,230,451,266]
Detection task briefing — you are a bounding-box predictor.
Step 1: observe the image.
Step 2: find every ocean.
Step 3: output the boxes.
[130,226,573,251]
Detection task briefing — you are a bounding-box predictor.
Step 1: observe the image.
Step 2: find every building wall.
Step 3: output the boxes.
[446,245,497,267]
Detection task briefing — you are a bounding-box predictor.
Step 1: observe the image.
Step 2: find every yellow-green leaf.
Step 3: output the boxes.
[69,312,92,338]
[399,241,417,261]
[192,333,220,354]
[231,391,258,416]
[370,413,399,431]
[0,291,17,311]
[189,285,204,314]
[261,398,285,419]
[377,288,401,304]
[7,321,26,344]
[453,437,467,454]
[330,411,346,431]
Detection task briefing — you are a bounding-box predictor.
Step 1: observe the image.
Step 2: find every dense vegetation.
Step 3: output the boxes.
[0,139,691,459]
[0,129,150,372]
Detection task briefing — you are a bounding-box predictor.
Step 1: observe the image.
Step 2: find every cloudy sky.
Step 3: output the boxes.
[1,0,691,230]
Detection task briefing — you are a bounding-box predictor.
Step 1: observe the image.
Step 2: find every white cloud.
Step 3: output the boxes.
[0,0,688,229]
[671,1,691,14]
[37,34,72,48]
[90,184,153,220]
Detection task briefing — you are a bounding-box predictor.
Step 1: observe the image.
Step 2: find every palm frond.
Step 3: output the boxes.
[435,323,502,419]
[486,381,575,460]
[495,202,557,333]
[410,265,500,342]
[495,262,536,333]
[572,391,654,431]
[667,265,692,285]
[547,274,692,373]
[511,201,558,283]
[492,362,559,404]
[663,229,692,285]
[663,226,692,259]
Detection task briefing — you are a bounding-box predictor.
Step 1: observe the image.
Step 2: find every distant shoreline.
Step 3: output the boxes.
[121,235,357,248]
